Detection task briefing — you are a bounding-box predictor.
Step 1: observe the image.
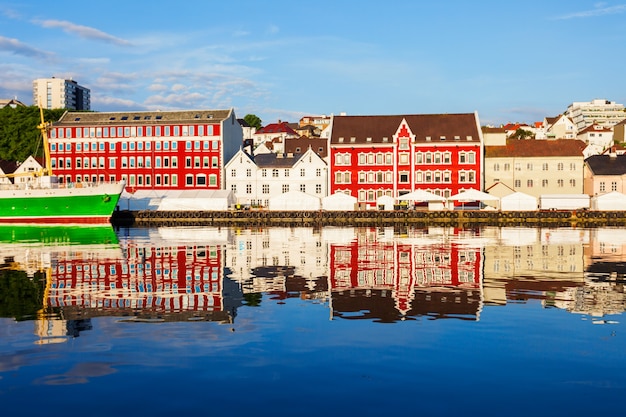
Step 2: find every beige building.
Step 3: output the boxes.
[485,138,586,198]
[537,114,577,139]
[583,153,626,196]
[32,77,91,110]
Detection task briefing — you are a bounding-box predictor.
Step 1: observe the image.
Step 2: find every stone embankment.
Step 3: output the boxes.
[112,209,626,228]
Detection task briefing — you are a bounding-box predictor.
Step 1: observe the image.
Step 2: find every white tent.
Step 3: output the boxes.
[376,195,395,210]
[448,189,500,209]
[398,189,446,211]
[501,192,538,211]
[592,191,626,211]
[268,191,321,211]
[118,189,168,211]
[322,192,357,211]
[448,189,500,202]
[157,190,235,211]
[397,190,446,202]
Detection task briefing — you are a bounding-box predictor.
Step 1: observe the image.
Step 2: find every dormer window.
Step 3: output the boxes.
[466,136,473,141]
[350,137,356,143]
[425,136,431,141]
[366,137,372,142]
[338,137,344,143]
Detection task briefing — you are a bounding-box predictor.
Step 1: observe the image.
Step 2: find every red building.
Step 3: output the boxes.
[329,113,484,207]
[49,109,243,191]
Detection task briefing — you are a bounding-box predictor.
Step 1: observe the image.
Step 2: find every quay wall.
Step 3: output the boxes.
[112,209,626,228]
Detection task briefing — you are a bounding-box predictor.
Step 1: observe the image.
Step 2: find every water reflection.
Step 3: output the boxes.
[1,225,625,343]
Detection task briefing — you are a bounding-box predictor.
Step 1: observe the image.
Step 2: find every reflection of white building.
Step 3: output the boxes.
[226,227,329,294]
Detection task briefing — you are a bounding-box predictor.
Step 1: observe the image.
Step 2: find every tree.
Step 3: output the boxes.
[510,128,534,140]
[243,114,262,130]
[0,106,66,161]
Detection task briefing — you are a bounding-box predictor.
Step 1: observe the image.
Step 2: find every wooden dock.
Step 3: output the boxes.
[111,209,626,228]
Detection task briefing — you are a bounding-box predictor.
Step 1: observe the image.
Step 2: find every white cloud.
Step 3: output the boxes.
[33,19,132,46]
[0,36,54,61]
[554,4,626,19]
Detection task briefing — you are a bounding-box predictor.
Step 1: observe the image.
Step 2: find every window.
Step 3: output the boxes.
[558,179,564,187]
[399,153,409,164]
[542,163,548,171]
[570,179,576,187]
[186,175,193,186]
[231,169,237,177]
[262,184,269,194]
[514,179,521,188]
[246,168,252,177]
[300,168,306,177]
[557,163,564,171]
[209,174,217,186]
[300,184,306,192]
[600,182,606,192]
[527,179,534,188]
[246,184,252,194]
[231,184,237,193]
[315,184,322,193]
[542,179,548,187]
[399,138,409,150]
[399,172,409,183]
[196,175,207,186]
[284,169,290,177]
[186,157,192,168]
[612,182,618,191]
[262,169,267,177]
[272,169,279,178]
[282,184,289,193]
[316,168,321,177]
[203,157,210,168]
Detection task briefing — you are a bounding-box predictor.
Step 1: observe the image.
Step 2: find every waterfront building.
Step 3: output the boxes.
[583,152,626,196]
[328,112,483,207]
[564,98,626,130]
[577,123,614,157]
[33,77,91,110]
[484,138,586,198]
[535,114,577,139]
[12,155,44,186]
[224,146,328,207]
[49,109,243,191]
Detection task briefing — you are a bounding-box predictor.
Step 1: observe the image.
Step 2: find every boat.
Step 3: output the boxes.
[0,107,125,224]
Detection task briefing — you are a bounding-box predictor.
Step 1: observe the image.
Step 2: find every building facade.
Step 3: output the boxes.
[225,147,328,207]
[583,153,626,196]
[33,78,91,110]
[484,139,586,198]
[564,99,626,130]
[49,109,242,191]
[328,113,483,207]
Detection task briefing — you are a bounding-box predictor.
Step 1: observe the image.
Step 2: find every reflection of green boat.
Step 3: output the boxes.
[0,224,119,245]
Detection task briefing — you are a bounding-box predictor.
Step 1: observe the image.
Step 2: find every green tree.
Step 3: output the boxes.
[510,128,534,140]
[0,106,66,161]
[243,114,262,130]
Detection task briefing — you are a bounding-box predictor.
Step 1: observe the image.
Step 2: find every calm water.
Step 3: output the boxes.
[1,225,625,417]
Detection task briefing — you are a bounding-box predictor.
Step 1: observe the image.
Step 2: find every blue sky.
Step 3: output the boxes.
[0,1,624,127]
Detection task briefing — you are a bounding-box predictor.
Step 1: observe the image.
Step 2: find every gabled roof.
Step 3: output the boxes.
[55,109,233,126]
[256,121,298,136]
[485,138,586,158]
[253,152,304,168]
[0,160,17,174]
[585,154,626,175]
[578,123,613,135]
[330,113,480,144]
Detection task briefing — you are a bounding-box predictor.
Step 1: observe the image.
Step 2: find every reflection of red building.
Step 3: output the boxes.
[329,228,483,321]
[47,243,233,321]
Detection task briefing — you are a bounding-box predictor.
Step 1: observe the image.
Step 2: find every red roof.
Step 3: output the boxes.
[485,138,586,157]
[256,122,298,135]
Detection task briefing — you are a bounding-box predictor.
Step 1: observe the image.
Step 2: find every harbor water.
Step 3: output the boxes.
[1,225,625,417]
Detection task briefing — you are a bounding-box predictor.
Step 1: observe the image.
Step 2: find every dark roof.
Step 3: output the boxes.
[585,154,626,175]
[485,138,586,158]
[253,153,304,168]
[0,160,17,174]
[55,109,232,126]
[330,113,480,144]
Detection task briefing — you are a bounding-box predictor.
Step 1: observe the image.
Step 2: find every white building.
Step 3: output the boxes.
[33,78,91,110]
[225,147,329,207]
[13,156,44,185]
[564,99,625,130]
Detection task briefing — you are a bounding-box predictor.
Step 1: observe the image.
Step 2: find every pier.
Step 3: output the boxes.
[112,209,626,228]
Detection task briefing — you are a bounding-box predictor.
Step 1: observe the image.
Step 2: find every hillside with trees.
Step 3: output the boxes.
[0,106,66,162]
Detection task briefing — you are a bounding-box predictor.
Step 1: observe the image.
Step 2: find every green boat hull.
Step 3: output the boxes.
[0,224,119,245]
[0,181,124,224]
